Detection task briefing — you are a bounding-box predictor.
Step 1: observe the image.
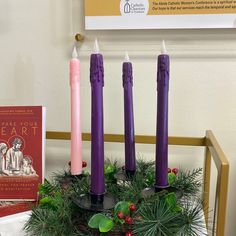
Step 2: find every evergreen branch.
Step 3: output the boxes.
[177,199,209,236]
[173,168,202,197]
[133,197,180,236]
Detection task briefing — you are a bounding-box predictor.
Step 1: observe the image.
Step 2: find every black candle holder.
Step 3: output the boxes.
[114,169,135,182]
[73,192,117,212]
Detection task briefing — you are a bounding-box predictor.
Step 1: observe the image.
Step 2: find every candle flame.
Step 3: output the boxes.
[93,38,100,54]
[124,51,130,62]
[72,46,78,58]
[161,40,167,54]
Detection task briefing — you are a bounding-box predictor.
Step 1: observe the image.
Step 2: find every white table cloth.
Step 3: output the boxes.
[0,211,31,236]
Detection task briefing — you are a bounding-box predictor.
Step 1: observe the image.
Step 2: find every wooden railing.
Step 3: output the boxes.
[46,130,229,236]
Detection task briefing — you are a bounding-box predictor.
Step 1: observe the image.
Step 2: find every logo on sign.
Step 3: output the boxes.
[120,0,149,15]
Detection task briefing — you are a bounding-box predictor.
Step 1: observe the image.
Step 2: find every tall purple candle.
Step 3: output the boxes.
[122,52,136,173]
[90,39,105,195]
[155,41,169,189]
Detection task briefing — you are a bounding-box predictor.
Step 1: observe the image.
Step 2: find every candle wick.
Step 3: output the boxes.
[72,46,78,58]
[124,51,130,62]
[161,40,168,54]
[93,38,100,54]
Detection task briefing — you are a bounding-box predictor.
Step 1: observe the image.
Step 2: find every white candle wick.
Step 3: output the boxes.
[93,38,100,54]
[72,46,78,59]
[124,51,130,62]
[161,40,168,54]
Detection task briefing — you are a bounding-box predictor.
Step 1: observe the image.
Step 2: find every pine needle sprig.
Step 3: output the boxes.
[24,208,78,236]
[68,176,90,196]
[115,172,147,203]
[137,158,155,173]
[38,179,60,196]
[52,169,72,183]
[173,168,202,197]
[177,199,208,236]
[133,197,180,236]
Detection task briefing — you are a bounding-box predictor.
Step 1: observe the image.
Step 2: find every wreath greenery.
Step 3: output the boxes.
[24,159,207,236]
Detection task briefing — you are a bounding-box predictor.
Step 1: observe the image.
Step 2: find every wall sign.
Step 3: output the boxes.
[85,0,236,29]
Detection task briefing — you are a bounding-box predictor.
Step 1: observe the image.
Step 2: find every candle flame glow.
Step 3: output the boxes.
[161,40,167,54]
[93,38,100,54]
[72,46,78,59]
[124,51,130,62]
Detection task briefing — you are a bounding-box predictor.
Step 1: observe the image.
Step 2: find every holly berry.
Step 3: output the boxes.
[82,161,87,168]
[117,212,124,219]
[125,231,133,236]
[129,203,136,212]
[125,216,133,224]
[172,168,179,175]
[168,168,171,173]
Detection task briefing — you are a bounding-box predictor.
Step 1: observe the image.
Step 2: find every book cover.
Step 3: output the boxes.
[0,106,46,200]
[0,201,36,217]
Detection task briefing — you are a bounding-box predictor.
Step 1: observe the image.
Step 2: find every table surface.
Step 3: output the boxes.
[0,210,208,236]
[0,211,31,236]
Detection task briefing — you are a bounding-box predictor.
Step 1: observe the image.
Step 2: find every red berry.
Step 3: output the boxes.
[82,161,87,168]
[126,231,133,236]
[68,161,71,167]
[117,212,124,219]
[129,203,136,212]
[125,216,133,224]
[168,168,171,173]
[172,168,179,175]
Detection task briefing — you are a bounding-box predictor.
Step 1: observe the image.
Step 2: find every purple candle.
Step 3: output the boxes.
[122,52,136,173]
[90,39,105,195]
[155,41,169,189]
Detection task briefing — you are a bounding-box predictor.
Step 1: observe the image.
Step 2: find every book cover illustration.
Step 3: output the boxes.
[0,106,46,200]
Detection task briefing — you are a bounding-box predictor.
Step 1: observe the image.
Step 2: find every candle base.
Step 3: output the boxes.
[142,186,183,199]
[73,192,117,212]
[154,184,169,192]
[114,169,135,182]
[64,174,85,182]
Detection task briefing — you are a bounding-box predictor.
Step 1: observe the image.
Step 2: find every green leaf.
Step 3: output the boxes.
[88,213,107,229]
[173,205,182,213]
[39,197,58,210]
[39,197,51,205]
[168,172,176,186]
[163,192,182,213]
[104,165,115,174]
[164,193,177,208]
[99,218,114,232]
[114,201,129,215]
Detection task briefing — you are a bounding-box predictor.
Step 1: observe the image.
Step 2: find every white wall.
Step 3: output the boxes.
[0,0,235,235]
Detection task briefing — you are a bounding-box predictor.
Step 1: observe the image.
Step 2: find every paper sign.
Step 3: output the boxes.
[85,0,236,29]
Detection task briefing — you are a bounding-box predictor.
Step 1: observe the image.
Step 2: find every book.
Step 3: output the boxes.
[0,106,46,201]
[0,201,36,217]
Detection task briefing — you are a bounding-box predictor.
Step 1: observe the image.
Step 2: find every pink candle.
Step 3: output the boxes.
[70,46,82,175]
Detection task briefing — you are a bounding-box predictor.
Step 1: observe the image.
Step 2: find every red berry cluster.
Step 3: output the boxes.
[68,161,87,168]
[168,167,178,175]
[116,203,138,236]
